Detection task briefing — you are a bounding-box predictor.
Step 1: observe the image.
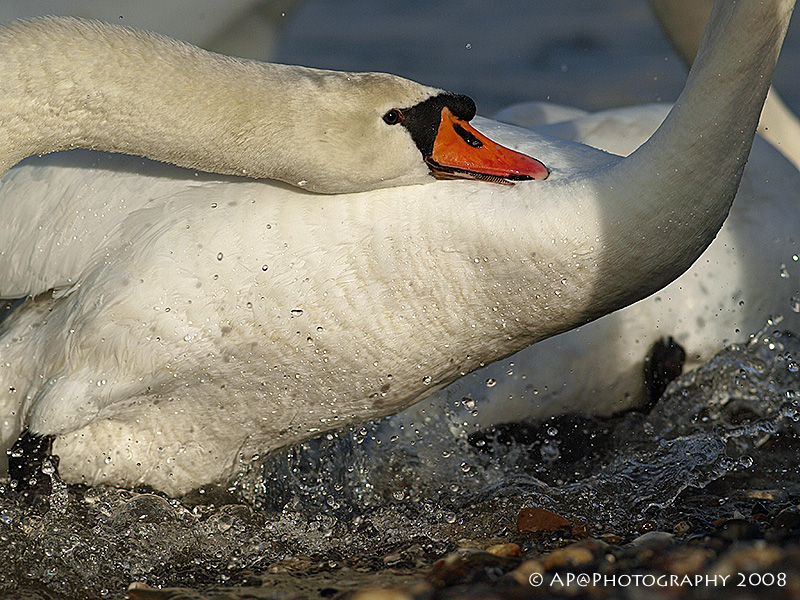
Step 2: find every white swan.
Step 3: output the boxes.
[0,0,793,495]
[445,0,800,426]
[649,0,800,169]
[434,106,800,425]
[0,17,547,194]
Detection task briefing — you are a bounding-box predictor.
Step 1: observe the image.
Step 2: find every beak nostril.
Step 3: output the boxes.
[453,122,483,148]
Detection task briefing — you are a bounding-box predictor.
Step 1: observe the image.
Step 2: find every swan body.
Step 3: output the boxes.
[0,0,794,494]
[431,103,800,423]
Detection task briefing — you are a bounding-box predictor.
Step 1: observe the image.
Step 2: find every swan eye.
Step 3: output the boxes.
[383,109,403,125]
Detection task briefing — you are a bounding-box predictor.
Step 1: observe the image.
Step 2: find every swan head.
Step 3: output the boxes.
[272,69,549,193]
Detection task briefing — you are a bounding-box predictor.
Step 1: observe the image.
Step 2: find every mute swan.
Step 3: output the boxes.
[0,17,548,194]
[437,107,800,425]
[1,0,794,495]
[454,0,800,426]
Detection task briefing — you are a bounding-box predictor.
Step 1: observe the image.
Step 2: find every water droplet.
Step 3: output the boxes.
[789,361,799,373]
[486,378,497,387]
[297,180,308,187]
[465,43,472,50]
[780,263,790,278]
[422,376,432,385]
[738,455,753,468]
[261,264,269,271]
[217,252,224,261]
[290,309,303,317]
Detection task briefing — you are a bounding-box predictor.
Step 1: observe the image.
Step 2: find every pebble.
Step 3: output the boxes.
[517,507,570,534]
[509,559,545,586]
[485,543,521,557]
[542,543,595,569]
[657,546,713,576]
[709,542,784,577]
[626,530,677,548]
[773,506,800,530]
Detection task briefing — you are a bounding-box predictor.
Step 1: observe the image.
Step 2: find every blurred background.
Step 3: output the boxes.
[3,0,799,118]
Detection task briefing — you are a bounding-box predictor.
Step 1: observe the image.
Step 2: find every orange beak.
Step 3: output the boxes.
[427,107,549,184]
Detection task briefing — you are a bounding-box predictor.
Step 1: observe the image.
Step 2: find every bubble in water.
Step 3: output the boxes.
[738,455,754,468]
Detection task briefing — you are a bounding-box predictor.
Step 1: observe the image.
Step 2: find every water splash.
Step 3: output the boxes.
[2,327,800,597]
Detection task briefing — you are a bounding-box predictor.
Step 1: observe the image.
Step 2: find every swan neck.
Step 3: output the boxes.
[591,0,794,310]
[0,18,297,183]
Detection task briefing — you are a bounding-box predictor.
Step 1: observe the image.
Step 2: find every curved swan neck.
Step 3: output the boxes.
[0,18,274,177]
[593,0,795,305]
[637,0,794,178]
[649,0,800,169]
[0,17,440,193]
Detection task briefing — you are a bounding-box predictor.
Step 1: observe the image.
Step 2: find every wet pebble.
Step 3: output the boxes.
[485,542,520,557]
[773,506,800,530]
[713,518,762,542]
[673,520,693,536]
[428,549,520,587]
[509,558,544,585]
[656,546,713,576]
[626,530,677,549]
[516,507,570,534]
[709,542,785,578]
[542,543,595,569]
